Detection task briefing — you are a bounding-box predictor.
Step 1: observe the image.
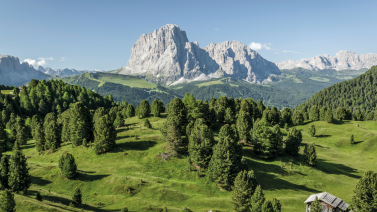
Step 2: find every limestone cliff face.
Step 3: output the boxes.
[0,55,48,86]
[277,50,377,71]
[120,24,280,84]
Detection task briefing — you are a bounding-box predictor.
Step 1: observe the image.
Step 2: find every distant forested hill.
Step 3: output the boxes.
[297,66,377,114]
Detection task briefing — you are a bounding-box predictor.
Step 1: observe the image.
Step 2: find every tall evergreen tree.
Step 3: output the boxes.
[280,107,292,125]
[94,115,117,154]
[163,117,186,155]
[8,150,31,193]
[60,109,71,142]
[291,110,304,126]
[59,153,77,179]
[151,99,164,117]
[34,122,45,153]
[309,105,319,121]
[252,121,282,159]
[249,185,265,212]
[215,96,228,123]
[44,120,61,152]
[138,100,151,118]
[261,199,274,212]
[0,156,9,190]
[38,99,48,115]
[336,107,346,121]
[352,171,377,212]
[0,189,16,212]
[232,170,259,212]
[72,187,82,205]
[69,102,92,146]
[271,198,281,212]
[350,134,355,144]
[224,107,235,125]
[319,106,328,121]
[144,118,152,129]
[188,119,215,169]
[0,123,7,153]
[303,143,317,166]
[285,127,302,156]
[113,112,125,128]
[236,111,252,143]
[325,108,333,123]
[125,104,135,118]
[310,197,322,212]
[309,124,316,137]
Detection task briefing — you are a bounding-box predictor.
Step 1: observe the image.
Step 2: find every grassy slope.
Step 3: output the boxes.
[4,117,377,212]
[1,90,13,94]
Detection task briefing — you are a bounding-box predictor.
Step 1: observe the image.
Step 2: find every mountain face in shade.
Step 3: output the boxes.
[0,55,48,86]
[119,24,281,84]
[277,50,377,71]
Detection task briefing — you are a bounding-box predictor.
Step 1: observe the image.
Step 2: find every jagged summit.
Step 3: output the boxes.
[277,50,377,71]
[119,24,280,84]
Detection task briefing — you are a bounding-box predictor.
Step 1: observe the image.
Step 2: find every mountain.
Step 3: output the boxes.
[0,55,49,86]
[38,66,84,77]
[277,50,377,71]
[117,24,280,84]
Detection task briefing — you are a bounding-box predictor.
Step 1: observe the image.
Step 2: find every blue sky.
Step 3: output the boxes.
[1,0,377,70]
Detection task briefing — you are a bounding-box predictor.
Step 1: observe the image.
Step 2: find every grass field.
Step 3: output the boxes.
[196,80,224,87]
[94,74,157,89]
[4,117,377,211]
[0,90,13,94]
[309,77,330,82]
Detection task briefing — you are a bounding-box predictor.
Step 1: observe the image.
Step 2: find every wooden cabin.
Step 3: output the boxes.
[304,192,349,212]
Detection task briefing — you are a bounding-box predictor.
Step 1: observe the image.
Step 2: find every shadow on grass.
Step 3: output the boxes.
[75,171,110,182]
[21,143,35,151]
[314,144,330,149]
[353,141,364,144]
[114,140,157,152]
[31,176,52,186]
[316,158,360,179]
[316,134,331,138]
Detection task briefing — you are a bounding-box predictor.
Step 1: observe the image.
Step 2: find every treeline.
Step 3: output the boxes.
[0,85,14,91]
[298,66,377,117]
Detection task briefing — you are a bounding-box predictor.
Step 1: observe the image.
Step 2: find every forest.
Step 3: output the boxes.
[0,69,377,211]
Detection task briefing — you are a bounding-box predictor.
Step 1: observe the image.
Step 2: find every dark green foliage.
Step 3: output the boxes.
[8,150,31,192]
[291,110,304,126]
[72,187,82,205]
[285,127,302,156]
[309,105,319,121]
[236,111,252,143]
[120,207,129,212]
[354,110,364,121]
[36,192,42,201]
[309,124,316,137]
[215,96,228,123]
[44,120,61,152]
[352,171,377,212]
[303,143,317,166]
[325,108,333,123]
[167,98,188,130]
[252,121,283,159]
[280,107,292,125]
[366,111,374,120]
[310,197,322,212]
[350,134,355,144]
[114,112,125,128]
[0,123,7,153]
[82,138,88,147]
[319,106,328,121]
[232,170,259,212]
[163,117,186,156]
[69,102,92,146]
[249,185,265,212]
[59,153,77,179]
[144,119,152,129]
[284,123,288,131]
[261,199,273,212]
[138,100,151,118]
[272,198,281,212]
[16,126,28,146]
[125,104,135,118]
[34,122,45,153]
[336,107,346,121]
[188,119,215,169]
[0,156,9,190]
[0,189,16,212]
[94,115,117,154]
[151,99,164,117]
[12,141,20,152]
[224,107,235,125]
[93,107,106,125]
[60,109,71,142]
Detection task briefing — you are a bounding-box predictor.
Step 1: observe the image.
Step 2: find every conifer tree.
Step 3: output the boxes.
[236,111,252,143]
[151,99,164,117]
[306,143,317,166]
[38,99,48,115]
[352,171,377,212]
[16,126,28,146]
[125,104,135,118]
[325,108,333,123]
[309,124,316,137]
[59,153,77,179]
[138,100,151,118]
[319,106,328,121]
[72,187,82,205]
[30,115,40,138]
[309,105,320,121]
[113,112,125,128]
[350,134,355,144]
[215,96,228,123]
[0,189,16,212]
[70,102,92,146]
[249,185,265,212]
[167,98,188,129]
[336,107,346,121]
[0,156,9,190]
[94,115,117,154]
[0,123,7,153]
[310,197,322,212]
[34,122,45,153]
[232,170,259,212]
[9,128,17,143]
[163,117,186,155]
[188,119,215,169]
[224,107,235,125]
[280,108,292,125]
[272,198,281,212]
[285,127,302,156]
[44,120,61,152]
[291,110,304,126]
[8,150,31,192]
[261,199,273,212]
[144,119,152,129]
[252,121,282,159]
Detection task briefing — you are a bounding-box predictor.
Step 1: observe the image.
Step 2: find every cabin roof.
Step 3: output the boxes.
[304,192,349,211]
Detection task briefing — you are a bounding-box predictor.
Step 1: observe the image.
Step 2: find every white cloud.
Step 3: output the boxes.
[23,58,36,66]
[37,60,47,66]
[249,42,272,51]
[60,57,66,61]
[38,57,54,61]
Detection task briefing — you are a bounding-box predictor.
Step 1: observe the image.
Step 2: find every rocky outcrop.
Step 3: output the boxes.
[0,55,48,86]
[38,66,83,77]
[120,24,281,84]
[277,50,377,71]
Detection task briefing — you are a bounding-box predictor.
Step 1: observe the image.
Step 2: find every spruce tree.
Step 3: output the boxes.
[125,104,135,118]
[271,198,281,212]
[138,100,151,118]
[352,171,377,212]
[252,121,282,159]
[44,120,61,152]
[72,187,82,205]
[310,197,322,212]
[144,119,152,129]
[151,99,164,117]
[350,134,355,144]
[0,156,9,190]
[9,128,16,143]
[8,150,31,192]
[0,123,7,153]
[280,107,292,125]
[0,189,16,212]
[261,199,273,212]
[34,122,45,153]
[69,102,92,146]
[232,170,259,212]
[113,112,124,128]
[16,126,28,146]
[291,110,304,126]
[249,185,265,212]
[224,107,235,125]
[306,143,317,166]
[285,127,302,156]
[236,111,252,143]
[309,124,316,137]
[60,109,71,142]
[59,153,77,179]
[309,105,319,121]
[319,106,328,121]
[94,115,117,154]
[163,117,186,155]
[325,108,333,123]
[336,107,346,121]
[188,119,215,169]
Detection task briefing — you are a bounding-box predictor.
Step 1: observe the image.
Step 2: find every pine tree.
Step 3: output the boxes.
[94,115,117,154]
[271,198,281,212]
[0,189,16,212]
[34,122,45,153]
[138,100,151,118]
[69,102,92,146]
[0,123,7,153]
[224,107,235,125]
[188,119,215,169]
[144,119,152,129]
[59,153,77,179]
[72,187,82,205]
[337,107,346,121]
[252,121,282,159]
[125,104,135,118]
[60,109,71,142]
[249,185,265,212]
[352,171,377,212]
[38,99,48,115]
[306,143,317,166]
[9,128,17,143]
[261,199,273,212]
[285,127,302,156]
[0,156,9,190]
[319,106,328,121]
[167,98,188,130]
[309,124,316,137]
[113,112,124,128]
[232,170,259,212]
[281,108,292,125]
[16,126,28,146]
[291,110,304,126]
[36,192,42,201]
[8,150,31,192]
[302,144,309,164]
[310,197,322,212]
[44,120,61,152]
[151,99,164,117]
[309,106,319,121]
[236,111,252,144]
[350,134,355,144]
[325,108,333,123]
[163,117,186,155]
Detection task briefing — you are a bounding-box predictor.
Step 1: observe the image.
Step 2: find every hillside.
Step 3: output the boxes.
[297,66,377,114]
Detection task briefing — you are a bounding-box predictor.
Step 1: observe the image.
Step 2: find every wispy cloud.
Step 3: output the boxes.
[249,42,272,50]
[60,57,67,61]
[282,50,306,54]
